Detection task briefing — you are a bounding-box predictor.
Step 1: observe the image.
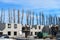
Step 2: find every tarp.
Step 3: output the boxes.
[43,32,48,37]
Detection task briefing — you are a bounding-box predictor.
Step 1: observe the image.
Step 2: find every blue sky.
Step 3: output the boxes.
[0,0,60,24]
[0,0,60,15]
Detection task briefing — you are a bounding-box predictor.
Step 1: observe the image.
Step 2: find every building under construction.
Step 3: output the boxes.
[0,9,60,38]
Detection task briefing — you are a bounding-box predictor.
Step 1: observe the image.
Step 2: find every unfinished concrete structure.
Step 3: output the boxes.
[0,9,60,38]
[0,23,22,38]
[30,25,44,37]
[0,9,24,38]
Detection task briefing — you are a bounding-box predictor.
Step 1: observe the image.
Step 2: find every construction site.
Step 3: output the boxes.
[0,8,60,40]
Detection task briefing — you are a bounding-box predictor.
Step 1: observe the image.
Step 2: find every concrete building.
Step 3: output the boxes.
[30,25,44,37]
[0,23,23,38]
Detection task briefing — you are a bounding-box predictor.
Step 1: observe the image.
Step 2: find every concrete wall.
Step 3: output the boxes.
[30,25,44,36]
[0,23,22,38]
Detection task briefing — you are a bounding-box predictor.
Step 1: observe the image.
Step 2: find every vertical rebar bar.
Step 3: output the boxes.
[10,9,12,23]
[36,13,38,25]
[3,9,5,23]
[8,9,11,23]
[26,11,29,25]
[41,12,44,25]
[1,8,3,23]
[30,11,31,25]
[13,9,15,23]
[32,12,34,25]
[18,9,20,24]
[39,12,41,25]
[21,9,24,25]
